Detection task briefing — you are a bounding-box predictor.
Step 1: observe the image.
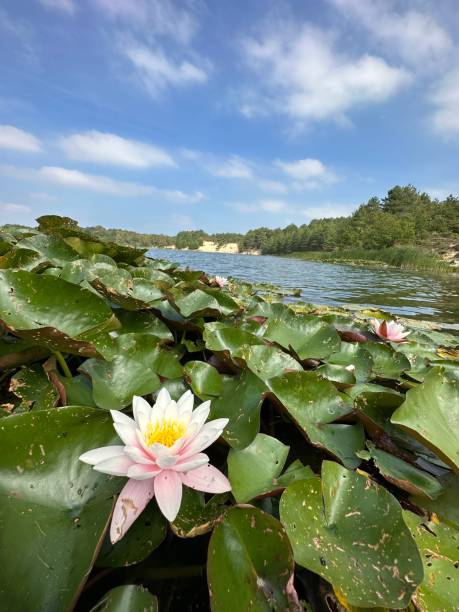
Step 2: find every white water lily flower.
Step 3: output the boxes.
[213,275,228,287]
[79,388,230,543]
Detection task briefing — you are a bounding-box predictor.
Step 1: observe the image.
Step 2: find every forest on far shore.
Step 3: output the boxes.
[3,185,458,256]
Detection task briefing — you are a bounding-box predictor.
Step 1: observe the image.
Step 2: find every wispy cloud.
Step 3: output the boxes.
[37,0,75,16]
[430,70,459,139]
[0,202,34,225]
[0,202,32,214]
[1,165,204,203]
[228,200,291,214]
[122,42,208,97]
[328,0,452,70]
[59,130,176,169]
[256,179,288,194]
[182,150,254,179]
[276,158,337,189]
[240,20,410,124]
[0,125,42,153]
[92,0,198,45]
[0,9,38,66]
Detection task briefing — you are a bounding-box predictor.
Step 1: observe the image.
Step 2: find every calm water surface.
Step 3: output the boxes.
[149,249,459,327]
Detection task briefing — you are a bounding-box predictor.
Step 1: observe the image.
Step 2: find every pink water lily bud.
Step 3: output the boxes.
[372,319,410,343]
[212,275,228,287]
[79,389,230,543]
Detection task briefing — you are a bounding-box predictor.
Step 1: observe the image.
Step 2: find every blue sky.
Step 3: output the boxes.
[1,0,459,235]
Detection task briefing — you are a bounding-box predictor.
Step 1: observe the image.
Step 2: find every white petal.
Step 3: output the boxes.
[172,452,209,472]
[156,454,178,469]
[176,390,194,420]
[151,387,171,421]
[124,445,155,465]
[79,445,125,465]
[110,410,136,428]
[180,420,227,458]
[127,463,161,480]
[132,395,152,431]
[188,400,211,431]
[113,422,138,447]
[93,454,134,476]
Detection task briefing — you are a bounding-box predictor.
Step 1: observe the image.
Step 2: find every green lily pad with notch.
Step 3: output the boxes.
[391,368,459,472]
[9,364,58,412]
[263,314,341,360]
[209,370,266,449]
[183,361,223,399]
[316,363,356,386]
[233,344,303,383]
[90,585,158,612]
[410,473,459,530]
[0,406,122,612]
[280,462,423,608]
[0,247,48,271]
[96,501,166,567]
[15,234,79,266]
[79,334,162,410]
[207,506,301,612]
[268,371,364,468]
[61,374,97,408]
[326,342,374,383]
[403,511,459,611]
[228,433,313,502]
[175,289,229,318]
[0,270,118,357]
[90,269,163,310]
[171,488,228,538]
[358,443,444,499]
[364,342,411,379]
[203,322,263,353]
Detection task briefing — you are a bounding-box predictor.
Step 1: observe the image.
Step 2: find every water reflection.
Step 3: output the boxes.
[148,249,459,325]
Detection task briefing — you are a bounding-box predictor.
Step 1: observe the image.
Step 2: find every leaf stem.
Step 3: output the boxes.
[53,351,72,379]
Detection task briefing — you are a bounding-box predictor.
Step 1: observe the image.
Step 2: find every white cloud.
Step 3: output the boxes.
[240,21,410,123]
[60,130,175,169]
[328,0,452,70]
[37,0,75,15]
[0,202,32,214]
[228,200,291,214]
[1,165,204,203]
[0,125,42,153]
[182,150,253,179]
[172,213,195,229]
[276,158,337,189]
[122,42,208,97]
[93,0,198,45]
[256,179,288,194]
[424,185,459,201]
[430,71,459,139]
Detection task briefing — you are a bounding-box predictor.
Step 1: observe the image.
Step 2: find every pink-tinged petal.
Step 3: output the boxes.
[181,464,231,493]
[110,410,136,428]
[188,400,211,431]
[132,395,152,431]
[127,463,161,480]
[151,387,171,421]
[113,422,138,447]
[93,454,134,477]
[154,470,182,522]
[124,445,156,465]
[172,452,209,472]
[110,478,155,544]
[79,445,125,465]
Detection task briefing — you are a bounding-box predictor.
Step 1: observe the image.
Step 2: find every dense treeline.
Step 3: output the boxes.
[240,186,459,254]
[2,185,457,255]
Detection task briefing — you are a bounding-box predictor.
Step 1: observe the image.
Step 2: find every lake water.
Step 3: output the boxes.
[149,249,459,327]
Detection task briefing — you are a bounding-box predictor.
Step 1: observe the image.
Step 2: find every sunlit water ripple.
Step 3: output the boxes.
[148,249,459,327]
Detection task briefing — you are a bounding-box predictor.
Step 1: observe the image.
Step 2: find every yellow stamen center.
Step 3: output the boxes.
[144,419,186,448]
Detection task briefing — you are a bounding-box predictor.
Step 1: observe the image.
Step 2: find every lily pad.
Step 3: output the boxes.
[269,371,364,468]
[183,361,223,399]
[391,368,459,472]
[280,462,423,608]
[9,364,58,412]
[171,488,228,538]
[0,407,121,612]
[90,585,158,612]
[0,270,118,357]
[207,506,301,611]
